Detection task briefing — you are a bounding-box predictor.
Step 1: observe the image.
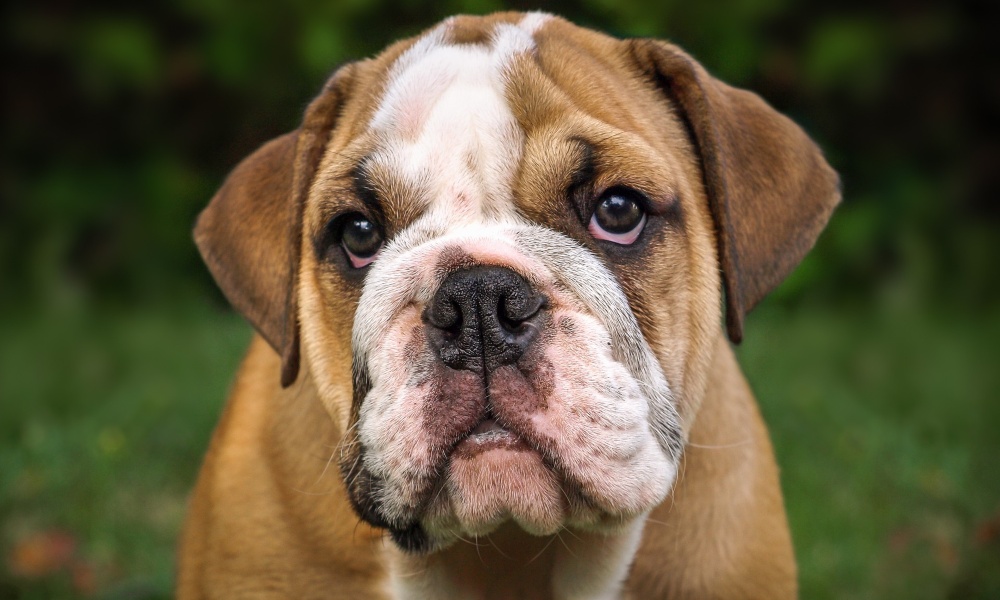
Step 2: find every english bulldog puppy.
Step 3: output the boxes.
[179,12,839,600]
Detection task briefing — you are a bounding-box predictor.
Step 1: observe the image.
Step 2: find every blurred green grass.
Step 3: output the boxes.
[741,302,1000,599]
[0,302,251,599]
[1,297,998,599]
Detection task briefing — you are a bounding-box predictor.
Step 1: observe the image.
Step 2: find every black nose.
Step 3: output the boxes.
[425,266,546,373]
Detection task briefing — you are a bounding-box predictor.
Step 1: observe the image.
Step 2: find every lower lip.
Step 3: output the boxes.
[452,426,529,459]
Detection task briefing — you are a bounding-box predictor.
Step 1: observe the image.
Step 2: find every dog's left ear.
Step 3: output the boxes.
[628,40,841,343]
[194,64,358,387]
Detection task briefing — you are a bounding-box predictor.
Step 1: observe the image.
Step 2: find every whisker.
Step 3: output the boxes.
[290,486,338,496]
[526,533,559,565]
[484,532,512,559]
[554,531,577,559]
[685,439,752,450]
[312,445,339,488]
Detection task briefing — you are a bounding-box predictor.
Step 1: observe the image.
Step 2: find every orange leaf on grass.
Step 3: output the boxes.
[6,530,77,578]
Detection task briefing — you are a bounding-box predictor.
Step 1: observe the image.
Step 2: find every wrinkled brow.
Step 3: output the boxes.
[351,156,382,214]
[567,137,597,191]
[352,151,430,233]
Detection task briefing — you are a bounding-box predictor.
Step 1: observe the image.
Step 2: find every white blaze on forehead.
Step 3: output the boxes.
[517,11,553,35]
[366,15,550,221]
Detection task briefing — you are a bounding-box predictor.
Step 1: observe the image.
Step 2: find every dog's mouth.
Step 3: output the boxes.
[471,416,504,436]
[451,414,532,458]
[364,409,561,554]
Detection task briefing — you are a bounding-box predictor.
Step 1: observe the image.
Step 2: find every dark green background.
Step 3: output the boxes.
[2,0,998,598]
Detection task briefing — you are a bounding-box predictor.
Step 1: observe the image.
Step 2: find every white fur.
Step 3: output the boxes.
[518,11,553,35]
[368,20,525,222]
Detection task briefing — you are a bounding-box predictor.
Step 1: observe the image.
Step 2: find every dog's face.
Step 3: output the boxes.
[301,14,706,550]
[195,13,839,552]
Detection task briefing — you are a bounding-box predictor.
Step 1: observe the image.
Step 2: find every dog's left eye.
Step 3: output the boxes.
[588,187,647,245]
[333,213,384,268]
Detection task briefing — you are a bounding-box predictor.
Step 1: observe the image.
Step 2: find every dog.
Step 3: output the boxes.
[178,12,839,600]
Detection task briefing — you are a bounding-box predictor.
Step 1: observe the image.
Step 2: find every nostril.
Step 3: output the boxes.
[498,294,546,332]
[498,318,537,341]
[425,298,463,334]
[443,300,463,335]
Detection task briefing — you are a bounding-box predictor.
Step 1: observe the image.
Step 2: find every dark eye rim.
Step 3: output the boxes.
[316,210,385,270]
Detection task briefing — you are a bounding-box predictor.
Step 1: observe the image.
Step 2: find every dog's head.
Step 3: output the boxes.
[194,13,839,552]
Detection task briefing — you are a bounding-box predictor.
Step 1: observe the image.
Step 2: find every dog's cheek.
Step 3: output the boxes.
[359,389,429,515]
[354,319,427,509]
[493,311,674,515]
[361,370,487,523]
[358,312,487,523]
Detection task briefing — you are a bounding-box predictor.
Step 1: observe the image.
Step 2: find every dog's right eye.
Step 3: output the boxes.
[324,213,384,268]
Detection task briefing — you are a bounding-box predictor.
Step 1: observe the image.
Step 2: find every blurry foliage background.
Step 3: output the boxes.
[1,0,998,598]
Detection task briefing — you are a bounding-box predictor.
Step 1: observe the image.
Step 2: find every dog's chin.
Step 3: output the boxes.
[381,438,563,553]
[432,425,565,536]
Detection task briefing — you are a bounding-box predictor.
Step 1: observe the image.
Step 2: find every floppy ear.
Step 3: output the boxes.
[194,64,357,387]
[628,40,841,343]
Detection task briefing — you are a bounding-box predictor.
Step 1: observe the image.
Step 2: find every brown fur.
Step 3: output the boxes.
[181,13,838,599]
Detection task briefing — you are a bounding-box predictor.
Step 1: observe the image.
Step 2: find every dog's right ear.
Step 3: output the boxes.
[627,40,840,344]
[194,64,357,387]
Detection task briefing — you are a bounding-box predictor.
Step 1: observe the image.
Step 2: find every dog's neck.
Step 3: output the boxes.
[386,520,646,600]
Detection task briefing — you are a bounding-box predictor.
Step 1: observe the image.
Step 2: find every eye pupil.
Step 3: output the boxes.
[342,216,383,258]
[595,192,643,234]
